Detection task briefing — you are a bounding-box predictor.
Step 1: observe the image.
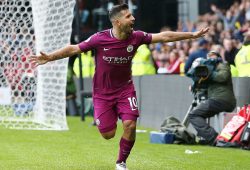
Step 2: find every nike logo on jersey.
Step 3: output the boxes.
[104,48,110,51]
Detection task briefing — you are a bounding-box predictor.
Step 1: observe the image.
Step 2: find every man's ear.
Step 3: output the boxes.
[114,19,121,26]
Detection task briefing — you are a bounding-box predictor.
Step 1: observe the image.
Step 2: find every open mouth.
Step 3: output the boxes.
[130,23,134,30]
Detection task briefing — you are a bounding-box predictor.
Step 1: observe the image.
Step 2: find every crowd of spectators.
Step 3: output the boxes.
[149,0,250,76]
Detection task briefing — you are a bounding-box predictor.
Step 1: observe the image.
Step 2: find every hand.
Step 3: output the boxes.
[192,27,209,39]
[29,51,51,67]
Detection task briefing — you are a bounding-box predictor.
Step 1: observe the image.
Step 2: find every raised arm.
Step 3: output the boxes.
[210,4,225,20]
[151,27,209,44]
[30,44,82,66]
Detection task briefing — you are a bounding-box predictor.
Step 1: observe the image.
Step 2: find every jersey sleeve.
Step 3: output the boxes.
[134,31,152,45]
[78,33,99,52]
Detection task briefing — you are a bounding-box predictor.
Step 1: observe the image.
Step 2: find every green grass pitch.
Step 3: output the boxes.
[1,116,250,170]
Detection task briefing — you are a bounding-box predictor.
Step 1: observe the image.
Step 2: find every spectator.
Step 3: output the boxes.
[178,50,187,76]
[223,38,239,66]
[210,21,224,44]
[166,50,181,74]
[211,4,243,31]
[184,38,210,73]
[152,43,170,74]
[188,40,199,54]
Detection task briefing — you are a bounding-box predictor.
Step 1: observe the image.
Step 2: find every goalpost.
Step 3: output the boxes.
[0,0,75,130]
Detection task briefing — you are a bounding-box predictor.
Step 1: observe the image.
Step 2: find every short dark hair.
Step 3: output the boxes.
[198,38,209,46]
[108,3,129,22]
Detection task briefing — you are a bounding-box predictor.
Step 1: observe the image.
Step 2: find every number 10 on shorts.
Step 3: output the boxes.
[128,97,138,111]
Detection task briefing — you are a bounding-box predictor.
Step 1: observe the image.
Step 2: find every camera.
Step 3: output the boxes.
[186,57,222,93]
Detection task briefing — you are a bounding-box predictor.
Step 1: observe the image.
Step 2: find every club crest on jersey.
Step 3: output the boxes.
[127,45,133,52]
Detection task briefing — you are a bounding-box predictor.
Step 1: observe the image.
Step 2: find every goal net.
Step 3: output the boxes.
[0,0,75,130]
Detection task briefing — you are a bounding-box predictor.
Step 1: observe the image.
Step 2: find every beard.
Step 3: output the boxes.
[121,25,133,35]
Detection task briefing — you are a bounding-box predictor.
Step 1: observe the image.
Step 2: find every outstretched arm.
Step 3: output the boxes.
[29,44,82,66]
[151,27,209,43]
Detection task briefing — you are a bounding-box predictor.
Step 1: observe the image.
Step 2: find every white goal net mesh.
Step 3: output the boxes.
[0,0,75,130]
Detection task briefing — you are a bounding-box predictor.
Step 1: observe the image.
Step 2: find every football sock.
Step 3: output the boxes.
[116,137,135,163]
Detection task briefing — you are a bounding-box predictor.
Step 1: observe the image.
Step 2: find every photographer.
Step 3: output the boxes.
[188,51,236,145]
